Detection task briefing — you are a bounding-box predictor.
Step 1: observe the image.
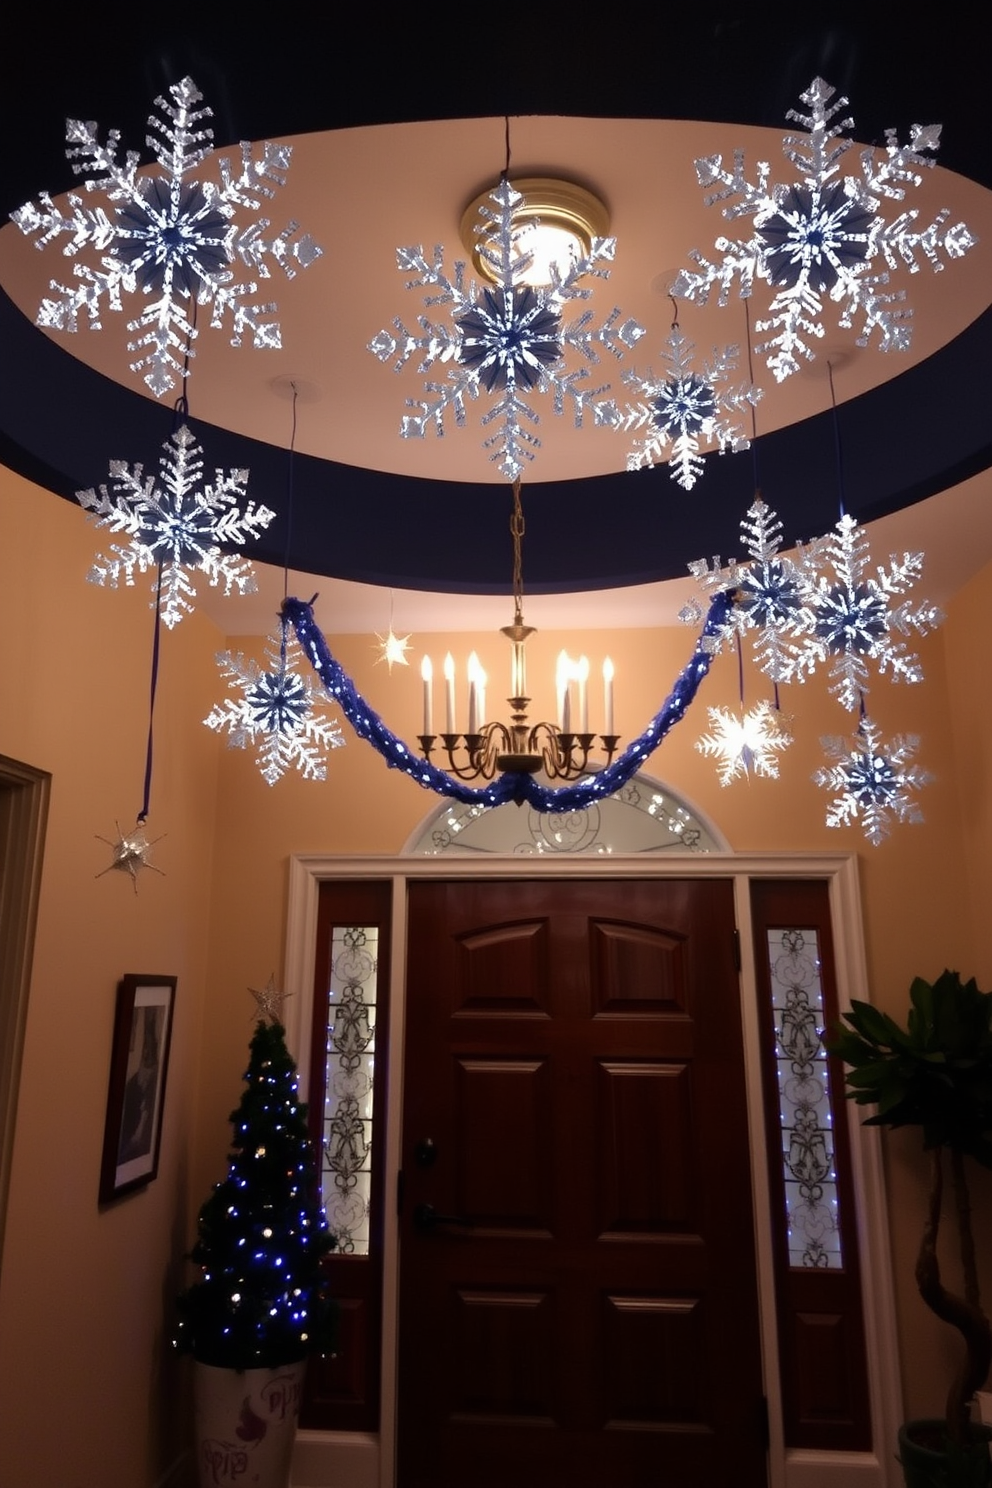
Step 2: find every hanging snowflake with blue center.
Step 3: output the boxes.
[369,176,645,479]
[620,328,760,488]
[790,513,943,711]
[671,76,975,381]
[12,76,322,397]
[696,700,793,786]
[681,499,825,682]
[77,424,274,628]
[814,716,931,845]
[205,624,345,785]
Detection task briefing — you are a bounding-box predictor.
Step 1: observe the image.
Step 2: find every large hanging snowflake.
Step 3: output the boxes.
[697,700,792,785]
[77,424,274,628]
[671,76,976,381]
[681,499,825,682]
[369,177,645,479]
[12,75,322,396]
[619,327,760,488]
[814,716,931,845]
[790,513,942,711]
[205,624,345,785]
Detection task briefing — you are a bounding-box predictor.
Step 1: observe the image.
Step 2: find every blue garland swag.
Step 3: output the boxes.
[283,591,734,812]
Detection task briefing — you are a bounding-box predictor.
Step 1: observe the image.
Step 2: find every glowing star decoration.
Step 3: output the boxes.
[77,424,274,628]
[619,327,760,488]
[248,975,292,1024]
[95,820,166,892]
[814,716,931,845]
[12,75,322,397]
[374,629,412,671]
[696,700,793,786]
[790,513,943,711]
[369,176,645,479]
[671,77,975,381]
[681,499,826,682]
[205,623,345,785]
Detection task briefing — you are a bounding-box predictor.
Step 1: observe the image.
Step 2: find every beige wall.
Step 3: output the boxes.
[1,463,991,1483]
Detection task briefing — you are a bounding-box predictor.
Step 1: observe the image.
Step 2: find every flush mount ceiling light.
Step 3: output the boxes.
[460,177,611,287]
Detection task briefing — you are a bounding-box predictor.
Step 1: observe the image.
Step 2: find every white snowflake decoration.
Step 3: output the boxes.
[671,76,976,381]
[77,423,274,629]
[790,512,942,711]
[205,625,345,785]
[814,715,931,845]
[696,700,793,785]
[681,499,825,682]
[12,75,322,396]
[369,176,645,479]
[619,327,760,488]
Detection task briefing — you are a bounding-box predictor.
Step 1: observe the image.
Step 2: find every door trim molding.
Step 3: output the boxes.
[284,853,902,1488]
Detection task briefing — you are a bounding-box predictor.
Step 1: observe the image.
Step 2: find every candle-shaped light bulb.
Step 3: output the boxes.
[603,656,614,736]
[577,655,590,733]
[556,651,570,732]
[467,652,480,735]
[443,653,455,735]
[421,655,433,736]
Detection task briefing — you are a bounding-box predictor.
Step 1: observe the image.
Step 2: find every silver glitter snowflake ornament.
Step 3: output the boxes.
[95,820,166,892]
[620,327,760,488]
[672,77,976,381]
[790,513,943,711]
[369,177,645,479]
[814,715,931,845]
[77,424,274,629]
[12,76,322,396]
[696,700,793,786]
[681,499,826,682]
[205,624,345,785]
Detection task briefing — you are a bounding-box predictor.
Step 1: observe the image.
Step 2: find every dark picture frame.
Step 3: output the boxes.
[99,974,176,1203]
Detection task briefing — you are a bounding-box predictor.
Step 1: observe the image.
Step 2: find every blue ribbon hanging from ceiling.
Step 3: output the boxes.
[283,591,734,812]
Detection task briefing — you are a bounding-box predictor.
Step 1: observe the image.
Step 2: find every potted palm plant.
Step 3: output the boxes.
[174,1013,335,1488]
[828,969,992,1488]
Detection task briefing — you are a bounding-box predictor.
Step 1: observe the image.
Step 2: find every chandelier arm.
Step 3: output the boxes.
[282,592,733,814]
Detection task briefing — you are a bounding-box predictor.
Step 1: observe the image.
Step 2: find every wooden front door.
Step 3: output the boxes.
[398,878,767,1488]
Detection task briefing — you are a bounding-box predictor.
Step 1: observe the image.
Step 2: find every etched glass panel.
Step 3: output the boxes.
[767,928,842,1269]
[321,926,378,1255]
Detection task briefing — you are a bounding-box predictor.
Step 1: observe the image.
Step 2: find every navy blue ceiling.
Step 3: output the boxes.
[1,11,988,594]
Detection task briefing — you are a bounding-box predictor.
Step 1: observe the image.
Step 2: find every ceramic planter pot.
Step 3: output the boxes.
[897,1418,992,1488]
[193,1359,307,1488]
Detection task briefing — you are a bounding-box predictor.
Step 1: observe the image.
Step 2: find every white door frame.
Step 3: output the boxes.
[283,852,902,1488]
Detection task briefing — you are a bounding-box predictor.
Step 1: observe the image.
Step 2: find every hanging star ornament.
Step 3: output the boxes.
[77,424,274,628]
[205,621,345,785]
[248,974,292,1024]
[696,700,793,786]
[671,77,975,381]
[95,820,166,892]
[374,628,413,671]
[814,715,931,845]
[620,326,760,488]
[369,176,645,479]
[12,75,322,396]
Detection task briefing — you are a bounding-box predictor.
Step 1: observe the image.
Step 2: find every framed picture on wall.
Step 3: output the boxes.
[99,974,176,1203]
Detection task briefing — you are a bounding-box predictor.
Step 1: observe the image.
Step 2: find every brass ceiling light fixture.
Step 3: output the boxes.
[459,177,611,288]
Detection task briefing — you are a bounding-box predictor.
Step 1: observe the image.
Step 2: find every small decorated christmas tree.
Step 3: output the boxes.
[175,1012,335,1369]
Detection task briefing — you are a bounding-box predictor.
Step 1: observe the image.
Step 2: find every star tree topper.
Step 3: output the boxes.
[369,176,645,479]
[205,623,345,785]
[620,326,760,488]
[77,424,274,629]
[12,76,322,396]
[672,77,975,381]
[814,715,931,845]
[248,975,292,1023]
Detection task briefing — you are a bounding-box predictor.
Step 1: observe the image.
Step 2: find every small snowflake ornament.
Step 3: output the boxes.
[790,512,943,711]
[620,326,760,488]
[375,629,412,671]
[77,424,274,628]
[369,176,645,479]
[95,820,166,891]
[12,76,322,396]
[696,700,793,785]
[814,715,931,845]
[672,76,975,380]
[205,623,345,785]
